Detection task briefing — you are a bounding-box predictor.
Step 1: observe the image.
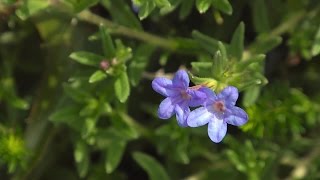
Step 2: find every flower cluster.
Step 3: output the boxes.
[152,70,248,143]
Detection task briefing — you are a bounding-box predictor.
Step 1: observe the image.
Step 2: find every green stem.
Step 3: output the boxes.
[77,10,179,51]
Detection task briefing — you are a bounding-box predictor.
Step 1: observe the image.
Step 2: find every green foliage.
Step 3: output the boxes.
[1,0,320,179]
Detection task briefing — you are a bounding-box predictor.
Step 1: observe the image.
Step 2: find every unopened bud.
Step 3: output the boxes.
[111,58,118,66]
[100,60,110,70]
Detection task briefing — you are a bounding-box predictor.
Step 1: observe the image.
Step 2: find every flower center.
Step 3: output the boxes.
[213,101,225,113]
[180,90,191,100]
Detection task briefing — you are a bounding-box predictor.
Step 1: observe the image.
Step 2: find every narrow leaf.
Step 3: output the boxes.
[114,71,130,103]
[105,141,126,173]
[229,22,245,60]
[69,51,104,67]
[196,0,212,14]
[133,152,170,180]
[89,70,107,83]
[311,26,320,56]
[212,0,232,15]
[252,0,270,33]
[100,25,116,58]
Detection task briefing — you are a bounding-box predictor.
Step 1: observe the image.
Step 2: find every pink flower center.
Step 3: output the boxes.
[180,90,191,100]
[100,60,110,70]
[213,101,225,113]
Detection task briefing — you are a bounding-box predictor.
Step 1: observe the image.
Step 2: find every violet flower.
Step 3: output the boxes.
[152,70,207,127]
[187,86,248,143]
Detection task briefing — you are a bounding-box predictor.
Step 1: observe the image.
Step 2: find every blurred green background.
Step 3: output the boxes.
[0,0,320,179]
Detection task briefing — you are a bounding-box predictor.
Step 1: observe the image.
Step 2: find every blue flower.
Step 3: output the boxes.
[152,70,207,127]
[187,86,248,143]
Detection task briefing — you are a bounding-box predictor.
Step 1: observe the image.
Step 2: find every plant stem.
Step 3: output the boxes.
[76,10,179,51]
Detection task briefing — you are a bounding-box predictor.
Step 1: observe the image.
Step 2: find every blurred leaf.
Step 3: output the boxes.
[63,84,91,103]
[191,62,213,76]
[89,71,107,83]
[243,86,261,107]
[138,0,156,20]
[49,106,79,123]
[155,0,171,7]
[105,140,126,173]
[66,0,100,13]
[114,71,130,103]
[192,30,220,55]
[251,0,270,33]
[212,50,224,79]
[311,26,320,56]
[179,0,194,19]
[133,152,170,180]
[15,0,50,20]
[101,0,142,30]
[74,140,90,178]
[69,51,104,67]
[249,35,282,54]
[212,0,232,15]
[229,22,244,60]
[115,40,132,63]
[99,26,116,59]
[129,44,155,86]
[196,0,211,14]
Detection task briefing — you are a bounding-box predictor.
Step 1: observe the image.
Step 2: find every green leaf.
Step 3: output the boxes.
[212,0,232,15]
[252,0,270,33]
[191,62,213,76]
[196,0,212,14]
[138,0,156,20]
[67,0,100,13]
[155,0,171,7]
[115,40,132,63]
[49,106,79,123]
[110,112,139,139]
[74,140,90,178]
[133,152,170,180]
[179,0,194,19]
[212,50,224,79]
[114,71,130,103]
[101,0,142,30]
[192,30,220,55]
[89,71,107,83]
[229,22,245,60]
[243,86,261,107]
[63,84,91,103]
[105,140,126,173]
[311,26,320,56]
[249,35,282,54]
[99,26,116,58]
[15,0,50,20]
[129,45,155,86]
[69,51,104,67]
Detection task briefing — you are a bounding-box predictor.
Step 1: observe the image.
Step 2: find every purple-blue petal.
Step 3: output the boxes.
[187,89,207,107]
[208,116,227,143]
[225,107,248,126]
[218,86,238,105]
[158,97,175,119]
[152,77,177,97]
[187,107,212,127]
[198,87,217,105]
[175,105,190,127]
[172,70,189,89]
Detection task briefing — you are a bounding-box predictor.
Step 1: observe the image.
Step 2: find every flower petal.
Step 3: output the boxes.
[152,77,177,97]
[208,116,227,143]
[199,87,217,105]
[218,86,238,105]
[175,104,190,127]
[187,107,212,127]
[158,97,175,119]
[187,89,207,107]
[172,70,189,89]
[225,107,248,126]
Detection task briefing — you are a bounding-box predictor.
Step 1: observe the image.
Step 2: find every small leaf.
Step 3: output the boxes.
[49,106,79,123]
[243,86,261,107]
[133,152,170,180]
[192,30,220,55]
[99,26,116,58]
[63,84,91,103]
[179,0,194,19]
[196,0,212,14]
[191,62,213,76]
[69,51,104,67]
[15,0,50,20]
[114,71,130,103]
[311,26,320,56]
[155,0,171,7]
[251,0,270,33]
[212,0,232,15]
[74,140,90,178]
[89,71,107,83]
[212,50,224,79]
[249,35,282,54]
[105,140,126,173]
[229,22,245,60]
[138,0,156,20]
